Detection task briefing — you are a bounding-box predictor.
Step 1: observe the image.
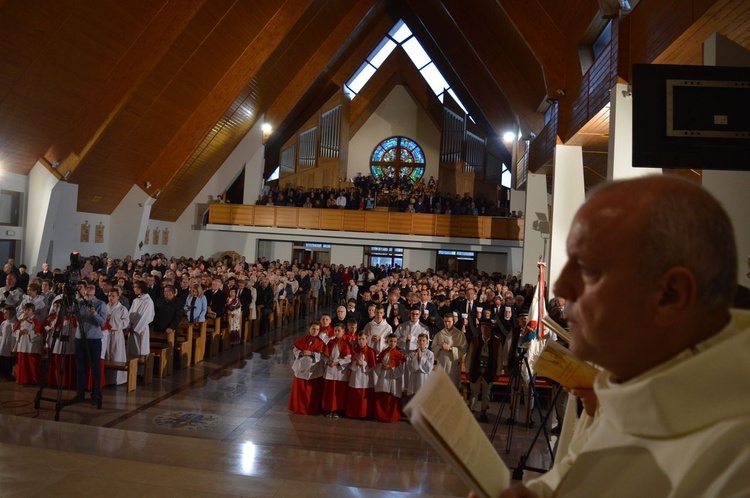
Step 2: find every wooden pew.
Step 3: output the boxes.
[104,358,139,393]
[151,346,172,378]
[173,324,193,370]
[190,320,207,364]
[204,316,222,357]
[138,354,154,385]
[150,328,175,378]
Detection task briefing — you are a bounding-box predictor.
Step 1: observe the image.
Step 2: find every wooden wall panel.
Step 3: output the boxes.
[342,211,366,232]
[388,213,413,234]
[276,208,299,228]
[412,214,436,235]
[320,210,344,230]
[230,205,255,226]
[298,209,321,229]
[458,216,482,238]
[435,215,452,237]
[207,206,524,241]
[254,206,276,227]
[209,204,232,224]
[365,211,389,233]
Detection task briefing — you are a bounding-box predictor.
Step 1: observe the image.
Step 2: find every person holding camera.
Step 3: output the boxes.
[75,284,106,406]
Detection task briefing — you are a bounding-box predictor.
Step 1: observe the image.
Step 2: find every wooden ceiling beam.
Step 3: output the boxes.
[496,0,568,97]
[138,0,314,192]
[264,0,379,134]
[46,0,206,179]
[439,0,546,132]
[262,4,393,177]
[398,0,515,155]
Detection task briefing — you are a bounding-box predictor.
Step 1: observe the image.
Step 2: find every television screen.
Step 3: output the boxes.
[632,63,750,171]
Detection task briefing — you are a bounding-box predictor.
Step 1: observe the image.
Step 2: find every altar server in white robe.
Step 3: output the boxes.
[105,288,130,385]
[128,281,154,364]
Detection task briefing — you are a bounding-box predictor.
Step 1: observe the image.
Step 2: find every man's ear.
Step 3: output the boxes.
[653,266,696,327]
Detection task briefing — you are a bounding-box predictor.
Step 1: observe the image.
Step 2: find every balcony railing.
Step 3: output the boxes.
[209,205,523,241]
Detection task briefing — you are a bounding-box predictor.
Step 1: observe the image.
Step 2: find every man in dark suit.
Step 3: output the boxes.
[458,287,480,341]
[298,270,311,318]
[36,262,53,280]
[417,288,442,337]
[204,278,227,319]
[236,278,254,321]
[384,290,408,331]
[254,278,274,335]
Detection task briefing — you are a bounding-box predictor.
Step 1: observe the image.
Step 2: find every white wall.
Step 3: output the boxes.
[348,86,440,181]
[509,188,526,216]
[0,171,27,262]
[171,118,266,258]
[25,162,59,272]
[257,240,293,263]
[331,244,364,267]
[109,185,154,261]
[703,171,750,286]
[404,248,435,271]
[477,252,508,275]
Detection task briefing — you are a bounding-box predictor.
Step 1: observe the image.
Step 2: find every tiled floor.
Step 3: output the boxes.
[0,315,556,497]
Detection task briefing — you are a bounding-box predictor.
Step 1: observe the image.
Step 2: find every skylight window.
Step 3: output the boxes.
[347,62,377,95]
[402,37,430,69]
[420,62,449,95]
[369,39,396,68]
[389,20,412,43]
[344,20,471,120]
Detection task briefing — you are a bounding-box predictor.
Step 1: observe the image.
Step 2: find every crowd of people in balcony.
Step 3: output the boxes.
[254,172,520,217]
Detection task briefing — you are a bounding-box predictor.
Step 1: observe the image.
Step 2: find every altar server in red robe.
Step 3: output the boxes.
[322,323,352,417]
[13,303,45,384]
[346,331,377,419]
[288,321,325,415]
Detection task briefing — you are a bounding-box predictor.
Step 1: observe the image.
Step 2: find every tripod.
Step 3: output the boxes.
[34,290,99,420]
[510,383,565,480]
[489,346,554,461]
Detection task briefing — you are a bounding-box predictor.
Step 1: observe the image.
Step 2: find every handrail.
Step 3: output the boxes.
[208,205,523,241]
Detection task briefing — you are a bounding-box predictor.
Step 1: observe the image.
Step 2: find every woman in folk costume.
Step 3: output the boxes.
[104,288,130,385]
[225,287,242,346]
[346,331,377,419]
[44,296,76,388]
[322,323,352,417]
[128,280,155,366]
[13,302,45,385]
[288,321,326,415]
[374,333,405,423]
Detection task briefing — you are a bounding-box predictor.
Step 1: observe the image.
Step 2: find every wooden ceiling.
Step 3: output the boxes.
[0,0,747,220]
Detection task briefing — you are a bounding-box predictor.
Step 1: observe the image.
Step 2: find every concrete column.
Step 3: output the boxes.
[109,185,156,260]
[608,82,661,180]
[548,145,585,293]
[702,34,750,286]
[24,162,60,273]
[521,173,548,285]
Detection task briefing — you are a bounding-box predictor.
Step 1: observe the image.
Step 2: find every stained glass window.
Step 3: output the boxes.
[370,136,425,183]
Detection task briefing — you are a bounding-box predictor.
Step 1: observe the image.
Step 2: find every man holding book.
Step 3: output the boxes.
[497,176,750,497]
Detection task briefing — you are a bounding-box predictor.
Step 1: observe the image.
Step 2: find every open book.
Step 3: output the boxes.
[404,368,509,498]
[542,315,571,344]
[530,339,600,389]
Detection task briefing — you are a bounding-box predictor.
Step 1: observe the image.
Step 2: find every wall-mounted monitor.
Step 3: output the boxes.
[632,63,750,171]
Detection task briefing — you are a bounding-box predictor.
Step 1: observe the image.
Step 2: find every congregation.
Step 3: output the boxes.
[254,172,519,217]
[0,252,548,421]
